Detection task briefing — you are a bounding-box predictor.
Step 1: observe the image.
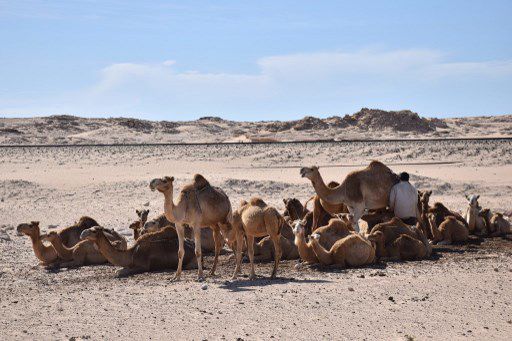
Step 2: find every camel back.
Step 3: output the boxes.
[342,161,398,203]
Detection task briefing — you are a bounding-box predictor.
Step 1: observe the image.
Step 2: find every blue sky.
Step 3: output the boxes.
[0,0,511,121]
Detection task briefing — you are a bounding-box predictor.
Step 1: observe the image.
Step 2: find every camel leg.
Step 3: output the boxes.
[348,204,365,233]
[270,233,282,279]
[193,226,204,281]
[209,225,222,276]
[172,223,186,281]
[247,235,256,280]
[232,229,244,279]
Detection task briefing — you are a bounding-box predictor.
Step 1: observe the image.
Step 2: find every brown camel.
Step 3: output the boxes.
[359,208,395,234]
[367,224,431,261]
[283,198,309,222]
[429,202,468,230]
[300,161,399,232]
[309,232,375,267]
[417,190,434,239]
[149,174,232,280]
[42,228,127,267]
[479,209,511,237]
[16,221,60,266]
[463,194,485,234]
[81,226,197,276]
[292,221,320,264]
[310,181,349,232]
[142,213,221,253]
[129,209,149,240]
[428,214,469,245]
[230,198,284,279]
[253,235,299,262]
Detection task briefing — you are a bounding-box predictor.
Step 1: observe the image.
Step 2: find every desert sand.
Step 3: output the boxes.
[1,121,512,339]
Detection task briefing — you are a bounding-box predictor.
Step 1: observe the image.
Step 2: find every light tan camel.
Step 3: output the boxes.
[149,174,232,280]
[16,221,60,266]
[464,194,486,235]
[428,214,469,245]
[367,224,431,261]
[231,198,284,279]
[81,226,197,276]
[129,209,149,240]
[292,221,318,264]
[42,228,127,267]
[300,161,399,232]
[142,213,221,253]
[309,232,375,267]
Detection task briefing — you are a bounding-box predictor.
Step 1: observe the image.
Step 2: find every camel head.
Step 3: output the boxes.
[16,221,40,237]
[80,226,105,241]
[299,166,320,181]
[141,220,161,235]
[292,220,305,236]
[478,208,491,219]
[465,194,480,208]
[136,209,149,222]
[283,198,305,221]
[42,231,60,242]
[310,233,321,241]
[149,176,174,193]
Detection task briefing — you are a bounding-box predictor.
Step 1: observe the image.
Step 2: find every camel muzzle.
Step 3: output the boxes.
[299,168,307,177]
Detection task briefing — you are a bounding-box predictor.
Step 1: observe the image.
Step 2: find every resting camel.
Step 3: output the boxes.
[231,198,284,279]
[367,224,431,261]
[464,195,486,235]
[428,214,469,245]
[129,209,149,240]
[429,202,468,230]
[17,221,60,266]
[359,208,394,234]
[81,226,197,276]
[142,213,220,253]
[309,181,349,232]
[309,232,375,267]
[479,209,511,237]
[300,161,399,233]
[42,228,127,267]
[283,198,309,222]
[16,216,100,266]
[149,174,231,280]
[253,235,299,262]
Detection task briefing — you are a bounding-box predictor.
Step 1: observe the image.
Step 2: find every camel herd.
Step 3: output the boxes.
[17,161,511,281]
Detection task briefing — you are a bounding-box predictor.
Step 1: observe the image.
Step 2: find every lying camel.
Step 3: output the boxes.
[149,174,231,280]
[129,209,149,240]
[253,235,299,262]
[309,232,375,267]
[17,221,60,266]
[479,209,511,237]
[417,190,434,239]
[142,213,221,253]
[81,226,197,276]
[463,194,486,235]
[42,228,127,267]
[429,202,468,231]
[310,181,349,232]
[292,221,320,264]
[428,214,469,245]
[231,198,284,279]
[283,198,309,222]
[300,161,399,232]
[359,208,394,234]
[367,225,431,261]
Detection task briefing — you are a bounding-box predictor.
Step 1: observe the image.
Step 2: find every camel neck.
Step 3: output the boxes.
[96,233,132,268]
[29,233,57,263]
[294,233,317,263]
[163,190,177,222]
[310,239,333,265]
[311,175,344,205]
[48,238,73,260]
[429,219,442,243]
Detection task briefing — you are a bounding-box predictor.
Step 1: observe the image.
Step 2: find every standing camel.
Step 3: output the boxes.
[149,174,232,281]
[300,161,399,233]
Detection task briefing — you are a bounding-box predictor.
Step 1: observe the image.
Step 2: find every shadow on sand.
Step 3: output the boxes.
[218,277,330,292]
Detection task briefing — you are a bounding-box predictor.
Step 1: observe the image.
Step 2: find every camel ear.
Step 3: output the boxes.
[427,190,432,195]
[136,209,141,215]
[476,195,480,200]
[465,194,470,201]
[31,221,39,227]
[282,198,287,204]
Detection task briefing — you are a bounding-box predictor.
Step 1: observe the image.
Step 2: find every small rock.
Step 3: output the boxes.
[143,202,150,207]
[358,274,365,278]
[348,287,355,292]
[494,268,499,272]
[388,296,395,303]
[201,284,208,290]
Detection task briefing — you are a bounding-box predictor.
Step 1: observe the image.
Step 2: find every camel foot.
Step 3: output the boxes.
[170,274,181,282]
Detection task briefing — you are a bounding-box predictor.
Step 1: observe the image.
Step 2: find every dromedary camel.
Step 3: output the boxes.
[464,194,486,235]
[81,226,197,276]
[129,209,149,240]
[42,228,127,267]
[142,213,221,253]
[230,198,284,279]
[300,161,399,233]
[428,214,469,245]
[309,181,349,232]
[367,224,431,261]
[17,221,60,266]
[283,198,309,222]
[417,190,434,239]
[149,174,232,280]
[429,202,468,230]
[479,209,511,237]
[309,232,375,267]
[292,221,319,264]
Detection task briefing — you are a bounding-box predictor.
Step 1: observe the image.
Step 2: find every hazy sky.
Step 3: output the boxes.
[1,0,511,120]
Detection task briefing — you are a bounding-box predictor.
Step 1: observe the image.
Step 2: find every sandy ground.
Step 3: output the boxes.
[1,140,512,340]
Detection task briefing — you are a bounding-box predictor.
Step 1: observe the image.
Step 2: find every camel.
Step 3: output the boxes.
[283,198,309,222]
[464,194,486,235]
[80,226,197,276]
[429,202,468,230]
[16,221,60,266]
[142,213,221,253]
[253,235,299,262]
[309,181,349,232]
[129,209,149,240]
[479,209,511,236]
[42,228,127,267]
[359,208,395,234]
[149,174,232,280]
[300,161,399,233]
[292,221,319,264]
[309,232,375,267]
[230,198,284,279]
[367,224,431,261]
[417,190,434,239]
[428,214,469,245]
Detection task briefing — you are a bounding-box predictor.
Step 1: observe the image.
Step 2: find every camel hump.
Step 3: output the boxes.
[78,216,99,229]
[249,197,267,207]
[193,174,210,189]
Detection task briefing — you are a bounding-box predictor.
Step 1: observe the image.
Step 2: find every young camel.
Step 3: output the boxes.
[428,214,469,245]
[417,190,434,239]
[283,198,309,222]
[81,226,197,276]
[42,228,127,267]
[231,198,284,279]
[463,194,486,235]
[149,174,232,280]
[309,232,375,267]
[17,221,60,266]
[128,209,149,240]
[479,209,511,237]
[367,224,431,261]
[300,161,399,233]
